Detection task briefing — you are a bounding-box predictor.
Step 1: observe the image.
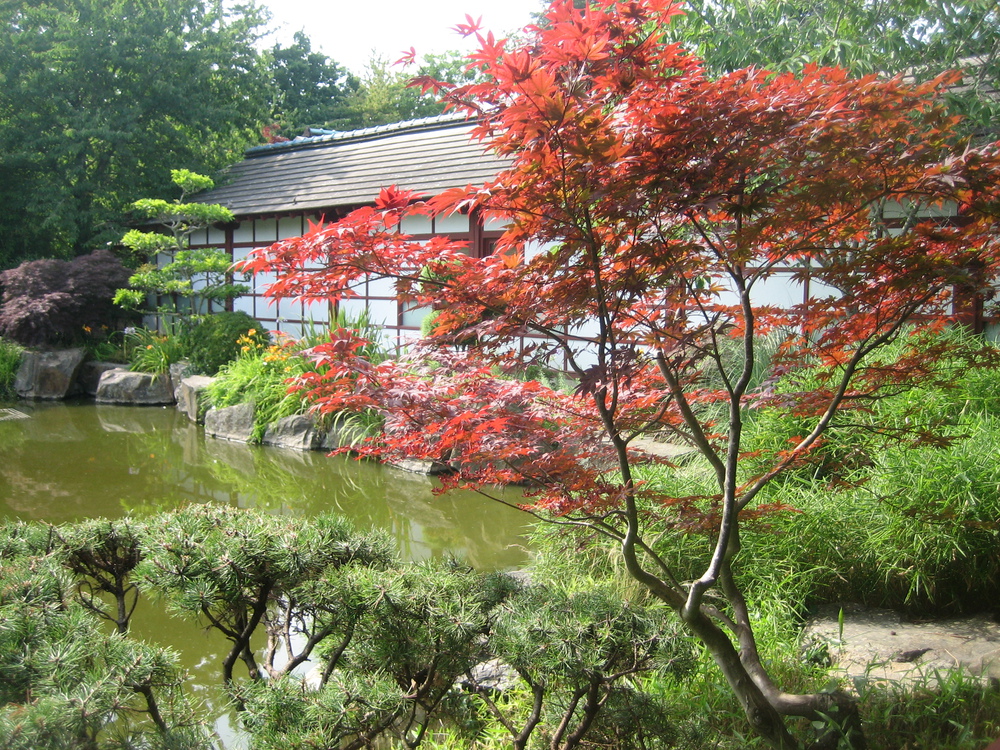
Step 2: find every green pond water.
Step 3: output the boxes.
[0,399,532,745]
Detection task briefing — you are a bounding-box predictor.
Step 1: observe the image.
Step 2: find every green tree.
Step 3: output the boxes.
[0,0,271,268]
[337,55,444,129]
[135,505,392,687]
[114,169,246,318]
[0,528,209,749]
[666,0,999,133]
[267,31,360,137]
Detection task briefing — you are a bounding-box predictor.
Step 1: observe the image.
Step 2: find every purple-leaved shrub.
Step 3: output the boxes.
[0,250,132,346]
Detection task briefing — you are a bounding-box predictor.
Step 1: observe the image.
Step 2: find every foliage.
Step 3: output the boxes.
[115,170,247,319]
[337,54,446,130]
[238,670,408,750]
[664,0,1000,135]
[0,250,133,347]
[135,505,393,686]
[177,310,267,376]
[266,31,361,136]
[857,667,1000,750]
[126,325,186,374]
[0,540,209,749]
[536,332,1000,614]
[2,503,1000,749]
[0,0,271,267]
[207,332,324,442]
[56,518,147,635]
[207,311,386,442]
[241,1,1000,747]
[0,338,24,400]
[346,563,518,747]
[260,46,484,140]
[479,584,691,749]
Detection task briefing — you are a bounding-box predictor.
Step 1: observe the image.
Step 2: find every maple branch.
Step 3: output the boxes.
[736,292,942,512]
[655,351,727,484]
[684,281,755,618]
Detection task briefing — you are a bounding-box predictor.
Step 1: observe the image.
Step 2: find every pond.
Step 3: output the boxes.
[0,400,531,569]
[0,399,533,745]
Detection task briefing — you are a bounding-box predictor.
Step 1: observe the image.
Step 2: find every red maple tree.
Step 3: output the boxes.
[239,1,1000,746]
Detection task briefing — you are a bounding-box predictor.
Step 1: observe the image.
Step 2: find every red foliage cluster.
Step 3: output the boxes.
[241,2,1000,744]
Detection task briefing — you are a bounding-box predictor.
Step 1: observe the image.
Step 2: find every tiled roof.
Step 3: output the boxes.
[197,114,508,216]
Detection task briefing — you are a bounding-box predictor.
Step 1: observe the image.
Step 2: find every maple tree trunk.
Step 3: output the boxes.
[681,607,801,750]
[719,543,868,749]
[622,498,866,748]
[695,605,866,750]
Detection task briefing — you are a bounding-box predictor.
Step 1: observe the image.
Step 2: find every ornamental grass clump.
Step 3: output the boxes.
[126,324,186,374]
[208,311,388,443]
[207,332,324,443]
[0,338,24,400]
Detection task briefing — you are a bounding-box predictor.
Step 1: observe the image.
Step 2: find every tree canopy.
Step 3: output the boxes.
[266,31,361,137]
[0,0,271,267]
[665,0,999,131]
[242,1,1000,746]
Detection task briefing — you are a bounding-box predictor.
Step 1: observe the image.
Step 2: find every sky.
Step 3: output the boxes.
[261,0,547,75]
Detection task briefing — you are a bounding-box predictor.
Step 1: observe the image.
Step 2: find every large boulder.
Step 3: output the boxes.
[169,361,192,402]
[176,375,215,424]
[76,361,126,397]
[15,348,87,400]
[262,414,322,451]
[95,369,175,405]
[204,402,255,443]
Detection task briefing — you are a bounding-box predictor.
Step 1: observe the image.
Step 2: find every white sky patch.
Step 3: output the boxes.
[260,0,546,75]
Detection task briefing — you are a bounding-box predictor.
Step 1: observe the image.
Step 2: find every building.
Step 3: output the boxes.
[197,107,998,345]
[192,113,510,345]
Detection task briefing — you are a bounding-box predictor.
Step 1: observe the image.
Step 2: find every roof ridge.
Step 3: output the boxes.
[247,112,474,155]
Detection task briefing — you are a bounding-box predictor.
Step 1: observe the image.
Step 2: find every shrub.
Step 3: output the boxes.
[177,311,266,375]
[0,250,133,347]
[207,312,388,442]
[207,333,326,442]
[0,338,24,400]
[127,325,186,374]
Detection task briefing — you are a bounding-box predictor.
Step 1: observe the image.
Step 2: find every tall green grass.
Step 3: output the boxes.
[0,338,24,400]
[207,311,388,443]
[521,328,1000,747]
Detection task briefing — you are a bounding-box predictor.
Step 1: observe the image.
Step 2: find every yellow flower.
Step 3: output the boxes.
[248,329,257,335]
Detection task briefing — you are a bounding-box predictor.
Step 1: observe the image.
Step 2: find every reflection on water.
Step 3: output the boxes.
[0,400,531,569]
[0,400,534,747]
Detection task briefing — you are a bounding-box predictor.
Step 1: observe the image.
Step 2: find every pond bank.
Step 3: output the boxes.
[0,400,531,570]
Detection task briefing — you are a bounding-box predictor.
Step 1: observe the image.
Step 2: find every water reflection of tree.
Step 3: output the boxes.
[203,440,531,569]
[0,403,531,571]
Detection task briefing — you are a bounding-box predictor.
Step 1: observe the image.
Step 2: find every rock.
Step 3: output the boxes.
[318,419,375,453]
[459,658,520,693]
[15,348,87,400]
[95,369,175,405]
[802,604,1000,686]
[176,375,215,424]
[262,414,321,451]
[319,421,351,452]
[389,458,453,476]
[204,402,255,443]
[169,361,193,401]
[77,361,126,396]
